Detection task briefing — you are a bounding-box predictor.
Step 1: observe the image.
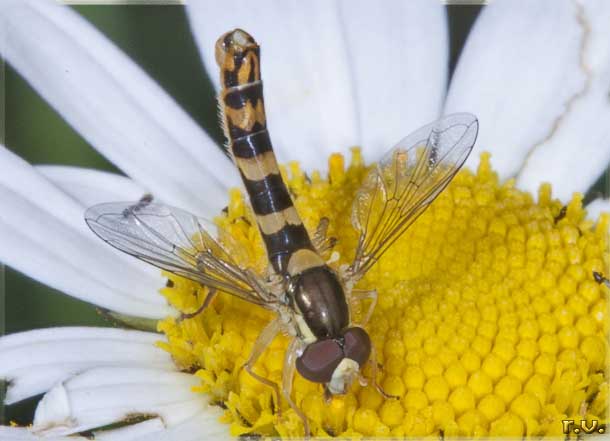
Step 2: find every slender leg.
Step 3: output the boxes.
[243,317,282,413]
[350,289,378,327]
[312,217,337,255]
[282,338,310,437]
[178,288,217,321]
[312,217,329,249]
[368,343,398,400]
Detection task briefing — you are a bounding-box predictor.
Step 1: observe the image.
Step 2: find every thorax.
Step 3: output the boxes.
[287,265,350,342]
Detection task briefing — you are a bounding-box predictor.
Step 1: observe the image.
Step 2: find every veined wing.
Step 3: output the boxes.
[85,199,274,308]
[349,113,479,280]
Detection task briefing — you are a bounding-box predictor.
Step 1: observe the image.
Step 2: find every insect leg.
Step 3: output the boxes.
[593,271,610,288]
[243,317,282,413]
[368,343,398,400]
[313,217,330,248]
[178,288,217,321]
[282,338,310,437]
[350,289,378,327]
[312,216,337,255]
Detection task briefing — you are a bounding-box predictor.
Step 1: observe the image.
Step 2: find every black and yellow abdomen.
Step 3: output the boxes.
[216,30,354,387]
[215,29,324,276]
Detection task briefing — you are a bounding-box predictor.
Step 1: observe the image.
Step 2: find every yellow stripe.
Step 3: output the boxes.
[235,151,279,181]
[237,51,260,84]
[223,97,266,132]
[257,206,302,235]
[287,249,325,276]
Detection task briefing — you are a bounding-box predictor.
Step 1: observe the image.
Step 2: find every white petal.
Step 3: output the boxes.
[187,0,359,171]
[33,367,205,436]
[93,418,166,441]
[35,165,163,281]
[34,384,72,432]
[444,0,587,181]
[0,147,171,318]
[0,327,173,404]
[36,166,148,208]
[0,426,87,440]
[338,0,448,160]
[1,414,229,441]
[119,411,229,441]
[586,198,610,220]
[1,147,162,287]
[0,327,161,348]
[1,148,95,235]
[0,0,238,216]
[0,216,169,319]
[516,1,610,200]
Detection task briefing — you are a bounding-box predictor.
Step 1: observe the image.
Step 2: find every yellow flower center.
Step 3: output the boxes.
[156,150,609,438]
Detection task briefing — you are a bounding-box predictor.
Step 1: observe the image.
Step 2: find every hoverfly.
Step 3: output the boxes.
[85,29,479,435]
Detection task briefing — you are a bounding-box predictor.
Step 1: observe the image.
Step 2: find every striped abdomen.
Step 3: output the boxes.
[215,29,323,276]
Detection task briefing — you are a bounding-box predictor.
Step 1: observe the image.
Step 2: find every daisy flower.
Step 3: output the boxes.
[1,0,609,439]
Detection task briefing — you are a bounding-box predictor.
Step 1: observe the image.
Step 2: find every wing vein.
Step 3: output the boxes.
[85,200,275,309]
[349,114,479,280]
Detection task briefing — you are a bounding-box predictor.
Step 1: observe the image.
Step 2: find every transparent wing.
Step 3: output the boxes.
[85,199,274,308]
[350,113,479,279]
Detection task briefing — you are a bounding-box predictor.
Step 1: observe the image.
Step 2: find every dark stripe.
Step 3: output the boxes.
[231,130,273,158]
[243,173,293,215]
[229,121,267,141]
[218,31,315,276]
[222,47,260,89]
[224,82,263,110]
[263,224,313,273]
[248,61,257,83]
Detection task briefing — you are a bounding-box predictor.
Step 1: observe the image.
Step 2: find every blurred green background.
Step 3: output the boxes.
[1,3,606,426]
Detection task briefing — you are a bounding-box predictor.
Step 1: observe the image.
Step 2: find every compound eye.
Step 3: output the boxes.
[296,339,343,383]
[343,327,371,366]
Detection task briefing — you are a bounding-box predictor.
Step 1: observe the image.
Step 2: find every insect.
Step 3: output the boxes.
[85,29,479,435]
[593,271,610,288]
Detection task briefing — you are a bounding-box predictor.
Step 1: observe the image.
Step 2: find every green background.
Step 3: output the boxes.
[1,3,606,426]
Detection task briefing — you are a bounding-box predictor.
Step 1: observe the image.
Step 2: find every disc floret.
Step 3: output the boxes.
[158,150,608,438]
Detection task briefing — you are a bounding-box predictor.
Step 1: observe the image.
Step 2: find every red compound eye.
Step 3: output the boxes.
[343,327,371,367]
[296,339,343,383]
